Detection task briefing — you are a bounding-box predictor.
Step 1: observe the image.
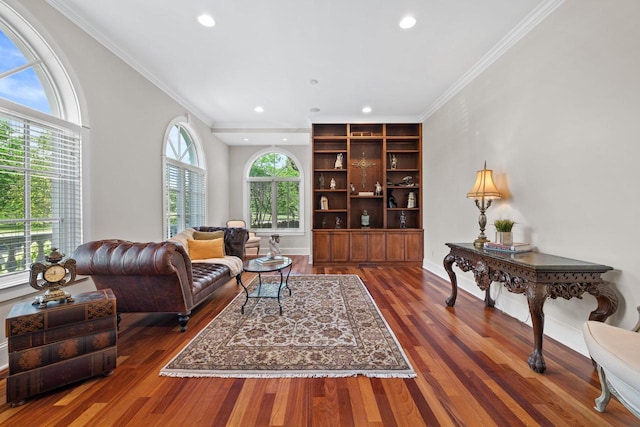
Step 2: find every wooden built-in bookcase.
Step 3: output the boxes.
[312,123,423,266]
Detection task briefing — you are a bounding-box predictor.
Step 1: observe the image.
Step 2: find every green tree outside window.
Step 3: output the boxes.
[248,152,300,230]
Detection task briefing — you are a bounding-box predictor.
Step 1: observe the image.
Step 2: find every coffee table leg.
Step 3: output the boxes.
[239,276,249,314]
[277,269,284,315]
[256,273,263,296]
[277,264,293,315]
[283,264,292,296]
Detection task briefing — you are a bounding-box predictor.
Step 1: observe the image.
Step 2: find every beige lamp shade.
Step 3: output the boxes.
[466,162,502,200]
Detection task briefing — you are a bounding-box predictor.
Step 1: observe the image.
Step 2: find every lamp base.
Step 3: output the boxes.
[474,236,489,249]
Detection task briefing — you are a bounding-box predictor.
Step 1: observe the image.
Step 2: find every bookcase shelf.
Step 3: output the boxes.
[312,123,423,265]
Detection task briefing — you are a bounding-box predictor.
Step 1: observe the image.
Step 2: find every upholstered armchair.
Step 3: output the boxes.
[583,309,640,419]
[226,219,261,257]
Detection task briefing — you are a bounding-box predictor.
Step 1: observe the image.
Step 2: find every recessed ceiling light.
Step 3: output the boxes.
[399,16,416,29]
[198,14,216,27]
[282,138,288,142]
[309,79,319,85]
[362,106,372,113]
[254,106,264,113]
[310,107,320,113]
[243,138,249,141]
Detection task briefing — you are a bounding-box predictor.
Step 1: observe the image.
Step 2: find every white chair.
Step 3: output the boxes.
[583,309,640,419]
[226,219,261,257]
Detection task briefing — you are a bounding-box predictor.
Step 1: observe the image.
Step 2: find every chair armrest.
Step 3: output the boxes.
[633,306,640,332]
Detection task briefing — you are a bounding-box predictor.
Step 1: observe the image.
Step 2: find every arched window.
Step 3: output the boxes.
[163,120,206,238]
[0,5,82,286]
[247,150,302,232]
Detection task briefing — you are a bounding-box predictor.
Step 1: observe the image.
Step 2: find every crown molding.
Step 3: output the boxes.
[45,0,565,130]
[420,0,566,122]
[44,0,211,126]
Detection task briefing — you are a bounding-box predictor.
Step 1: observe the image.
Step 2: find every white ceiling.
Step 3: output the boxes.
[45,0,556,146]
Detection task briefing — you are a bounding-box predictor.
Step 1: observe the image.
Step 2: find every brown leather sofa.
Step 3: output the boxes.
[73,227,248,332]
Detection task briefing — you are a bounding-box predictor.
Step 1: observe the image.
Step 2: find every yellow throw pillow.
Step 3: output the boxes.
[188,238,225,260]
[193,230,224,240]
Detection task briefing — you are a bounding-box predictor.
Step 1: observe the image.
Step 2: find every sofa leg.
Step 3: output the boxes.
[177,312,191,332]
[594,364,612,412]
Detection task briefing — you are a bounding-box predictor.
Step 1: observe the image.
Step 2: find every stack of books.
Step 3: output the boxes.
[255,256,285,265]
[483,242,534,253]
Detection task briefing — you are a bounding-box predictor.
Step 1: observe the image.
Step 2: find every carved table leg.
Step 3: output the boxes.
[526,283,547,373]
[588,281,619,322]
[587,282,619,370]
[484,288,495,308]
[443,253,458,306]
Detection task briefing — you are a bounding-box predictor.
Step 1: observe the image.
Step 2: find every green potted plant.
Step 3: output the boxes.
[494,219,515,245]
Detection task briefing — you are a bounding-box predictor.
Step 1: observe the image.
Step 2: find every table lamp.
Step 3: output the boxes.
[466,161,502,248]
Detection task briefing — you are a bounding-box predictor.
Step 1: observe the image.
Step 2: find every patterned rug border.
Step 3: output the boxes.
[159,274,415,379]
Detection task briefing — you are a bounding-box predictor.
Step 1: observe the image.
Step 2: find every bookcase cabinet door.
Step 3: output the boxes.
[368,232,387,262]
[313,231,350,263]
[331,232,350,262]
[348,231,386,262]
[405,231,424,262]
[350,232,369,262]
[386,233,405,262]
[313,232,332,263]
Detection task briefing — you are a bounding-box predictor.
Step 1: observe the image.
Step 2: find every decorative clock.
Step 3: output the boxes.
[30,248,77,308]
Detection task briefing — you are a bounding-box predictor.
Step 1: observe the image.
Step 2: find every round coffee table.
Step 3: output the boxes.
[240,256,292,315]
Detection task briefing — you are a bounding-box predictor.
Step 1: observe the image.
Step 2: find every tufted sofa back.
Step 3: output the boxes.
[73,239,189,276]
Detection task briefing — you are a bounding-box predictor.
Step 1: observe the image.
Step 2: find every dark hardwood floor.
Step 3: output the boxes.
[0,256,636,426]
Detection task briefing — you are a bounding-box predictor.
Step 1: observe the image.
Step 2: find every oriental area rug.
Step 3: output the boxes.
[160,274,415,378]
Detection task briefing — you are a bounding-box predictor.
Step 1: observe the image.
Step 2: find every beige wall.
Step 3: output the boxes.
[5,0,231,239]
[228,144,312,255]
[423,0,640,355]
[0,0,230,366]
[8,0,231,242]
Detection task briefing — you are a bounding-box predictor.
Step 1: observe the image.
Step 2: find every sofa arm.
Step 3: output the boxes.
[73,240,192,279]
[194,227,248,259]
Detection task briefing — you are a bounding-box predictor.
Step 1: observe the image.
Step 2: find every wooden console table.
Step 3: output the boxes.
[443,243,617,373]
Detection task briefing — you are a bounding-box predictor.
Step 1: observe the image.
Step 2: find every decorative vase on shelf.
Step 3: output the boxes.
[320,195,329,210]
[407,192,416,208]
[361,210,370,228]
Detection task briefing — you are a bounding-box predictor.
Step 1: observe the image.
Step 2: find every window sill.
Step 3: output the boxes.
[254,230,305,237]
